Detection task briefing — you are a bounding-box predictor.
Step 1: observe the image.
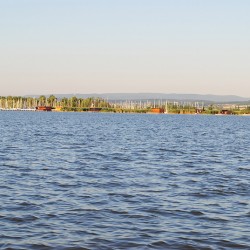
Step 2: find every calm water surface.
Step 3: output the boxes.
[0,112,250,250]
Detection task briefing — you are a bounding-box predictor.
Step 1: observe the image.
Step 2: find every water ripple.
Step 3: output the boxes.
[0,112,250,249]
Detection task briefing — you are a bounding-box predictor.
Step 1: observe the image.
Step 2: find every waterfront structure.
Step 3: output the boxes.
[150,108,165,113]
[36,106,52,111]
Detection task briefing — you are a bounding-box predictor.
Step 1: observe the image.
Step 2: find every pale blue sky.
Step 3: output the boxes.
[0,0,250,96]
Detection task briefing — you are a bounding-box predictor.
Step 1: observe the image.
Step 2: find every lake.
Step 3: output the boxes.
[0,112,250,249]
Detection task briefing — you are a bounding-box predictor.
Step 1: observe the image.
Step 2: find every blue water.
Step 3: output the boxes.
[0,112,250,249]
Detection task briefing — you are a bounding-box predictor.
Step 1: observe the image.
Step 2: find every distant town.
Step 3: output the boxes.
[0,95,250,115]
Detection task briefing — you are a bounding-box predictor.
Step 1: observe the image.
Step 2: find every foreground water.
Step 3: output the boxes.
[0,112,249,250]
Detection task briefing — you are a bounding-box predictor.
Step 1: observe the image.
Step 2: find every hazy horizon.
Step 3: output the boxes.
[24,92,250,99]
[1,0,250,97]
[1,91,250,99]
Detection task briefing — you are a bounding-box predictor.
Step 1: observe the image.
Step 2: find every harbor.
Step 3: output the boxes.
[0,95,249,115]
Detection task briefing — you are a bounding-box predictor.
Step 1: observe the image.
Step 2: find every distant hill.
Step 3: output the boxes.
[26,93,250,103]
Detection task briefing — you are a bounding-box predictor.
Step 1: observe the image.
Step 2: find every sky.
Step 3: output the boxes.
[0,0,250,97]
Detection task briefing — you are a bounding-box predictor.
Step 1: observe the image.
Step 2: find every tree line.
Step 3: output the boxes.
[0,95,111,111]
[0,95,249,114]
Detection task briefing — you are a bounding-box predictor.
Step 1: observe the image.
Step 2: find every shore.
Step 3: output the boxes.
[1,108,250,116]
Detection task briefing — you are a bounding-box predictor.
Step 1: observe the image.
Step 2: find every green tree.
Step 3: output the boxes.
[47,95,56,107]
[39,95,46,106]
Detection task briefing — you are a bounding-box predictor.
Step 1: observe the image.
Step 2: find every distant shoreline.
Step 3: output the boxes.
[1,96,249,115]
[1,109,250,116]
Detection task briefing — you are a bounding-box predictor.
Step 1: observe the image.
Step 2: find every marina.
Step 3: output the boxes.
[0,96,249,115]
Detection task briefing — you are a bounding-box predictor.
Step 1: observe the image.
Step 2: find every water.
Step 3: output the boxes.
[0,112,250,250]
